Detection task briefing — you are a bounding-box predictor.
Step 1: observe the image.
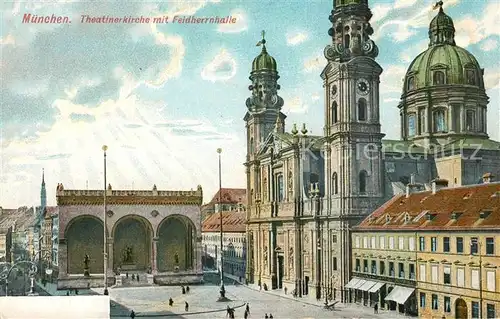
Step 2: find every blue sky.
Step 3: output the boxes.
[1,0,499,207]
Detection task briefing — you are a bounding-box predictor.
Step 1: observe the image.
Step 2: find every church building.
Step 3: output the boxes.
[244,0,500,302]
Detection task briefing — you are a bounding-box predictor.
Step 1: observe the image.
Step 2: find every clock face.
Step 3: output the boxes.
[356,78,370,95]
[331,85,338,98]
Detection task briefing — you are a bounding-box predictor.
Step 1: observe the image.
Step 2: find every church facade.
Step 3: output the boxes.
[244,0,500,302]
[56,183,203,289]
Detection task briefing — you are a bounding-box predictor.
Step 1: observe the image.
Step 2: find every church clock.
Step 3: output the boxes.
[356,78,370,95]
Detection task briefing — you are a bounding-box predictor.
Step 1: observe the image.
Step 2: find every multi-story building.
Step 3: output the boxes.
[351,175,500,318]
[244,0,500,301]
[202,210,246,280]
[201,188,246,221]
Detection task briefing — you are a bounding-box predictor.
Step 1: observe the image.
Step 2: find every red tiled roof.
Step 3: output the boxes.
[355,182,500,231]
[209,188,247,205]
[202,211,246,233]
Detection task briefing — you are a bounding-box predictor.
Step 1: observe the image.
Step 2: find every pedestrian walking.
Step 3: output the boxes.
[374,303,378,314]
[130,310,135,318]
[66,291,69,296]
[244,310,248,319]
[284,286,288,295]
[132,274,135,280]
[186,286,190,293]
[269,314,273,319]
[182,286,186,294]
[265,314,268,319]
[185,301,189,312]
[136,274,139,282]
[126,272,129,278]
[169,297,174,306]
[245,303,250,314]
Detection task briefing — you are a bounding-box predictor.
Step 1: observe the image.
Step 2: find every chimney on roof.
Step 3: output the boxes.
[431,177,448,194]
[482,172,494,184]
[406,173,423,198]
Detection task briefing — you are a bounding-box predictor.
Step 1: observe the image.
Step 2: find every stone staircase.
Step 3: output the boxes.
[114,272,154,288]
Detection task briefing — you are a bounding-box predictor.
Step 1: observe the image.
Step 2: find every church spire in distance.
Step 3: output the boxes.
[41,168,47,209]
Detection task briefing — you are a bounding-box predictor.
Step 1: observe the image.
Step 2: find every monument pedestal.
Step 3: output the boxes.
[84,268,90,277]
[121,264,137,271]
[147,274,154,284]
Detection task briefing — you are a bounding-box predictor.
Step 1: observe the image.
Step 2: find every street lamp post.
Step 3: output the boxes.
[471,238,483,319]
[216,147,227,301]
[102,145,109,296]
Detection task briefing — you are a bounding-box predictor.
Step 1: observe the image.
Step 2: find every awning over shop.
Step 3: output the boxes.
[368,281,385,293]
[385,286,415,304]
[358,280,377,291]
[344,278,361,289]
[352,279,366,289]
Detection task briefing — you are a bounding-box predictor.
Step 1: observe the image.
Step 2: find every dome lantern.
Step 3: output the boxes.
[251,30,277,72]
[428,1,456,46]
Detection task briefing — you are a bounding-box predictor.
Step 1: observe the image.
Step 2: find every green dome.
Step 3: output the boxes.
[403,5,483,93]
[252,45,277,72]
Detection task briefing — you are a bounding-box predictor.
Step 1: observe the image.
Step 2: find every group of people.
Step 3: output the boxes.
[126,273,140,282]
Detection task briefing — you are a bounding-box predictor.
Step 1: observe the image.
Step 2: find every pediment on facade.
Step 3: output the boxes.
[256,132,294,156]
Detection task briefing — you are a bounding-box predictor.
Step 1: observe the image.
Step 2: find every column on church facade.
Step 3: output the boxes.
[152,237,158,273]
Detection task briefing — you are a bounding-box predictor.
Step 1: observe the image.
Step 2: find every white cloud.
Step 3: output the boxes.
[484,68,500,90]
[383,97,400,103]
[311,93,320,101]
[454,2,500,48]
[480,39,498,52]
[0,34,15,45]
[201,49,237,82]
[283,96,309,114]
[286,31,308,46]
[380,65,407,94]
[303,54,324,73]
[393,0,418,9]
[217,9,248,33]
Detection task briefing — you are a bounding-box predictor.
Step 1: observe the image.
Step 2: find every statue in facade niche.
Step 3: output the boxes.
[122,246,133,264]
[174,253,179,265]
[83,254,90,277]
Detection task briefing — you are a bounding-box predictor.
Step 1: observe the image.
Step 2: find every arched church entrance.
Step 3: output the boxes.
[455,298,468,319]
[112,215,153,271]
[157,215,194,272]
[65,216,104,275]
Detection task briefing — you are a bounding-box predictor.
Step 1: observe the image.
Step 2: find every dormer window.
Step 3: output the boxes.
[404,213,411,223]
[433,71,445,85]
[426,212,436,221]
[466,69,476,85]
[479,210,492,219]
[407,77,415,91]
[451,212,462,220]
[385,215,391,223]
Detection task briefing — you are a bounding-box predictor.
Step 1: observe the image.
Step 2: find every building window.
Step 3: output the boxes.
[466,69,476,85]
[419,236,425,251]
[355,236,360,248]
[471,237,479,254]
[431,237,437,252]
[363,237,368,249]
[420,292,426,308]
[419,264,426,281]
[380,261,385,275]
[332,102,338,123]
[444,296,451,313]
[389,236,395,249]
[249,137,254,153]
[457,268,465,287]
[486,237,494,255]
[358,99,367,121]
[472,301,479,319]
[433,110,446,132]
[355,259,360,272]
[398,263,404,278]
[409,264,415,279]
[332,235,337,243]
[332,172,338,194]
[344,34,350,49]
[431,265,438,283]
[486,271,496,292]
[371,260,377,274]
[443,237,450,252]
[380,237,386,249]
[443,266,451,284]
[363,259,368,272]
[466,110,476,131]
[277,174,284,202]
[389,262,395,277]
[409,237,415,251]
[371,237,376,249]
[433,71,445,85]
[398,237,405,250]
[333,257,338,271]
[471,269,479,289]
[407,76,415,91]
[457,237,464,253]
[408,114,416,136]
[431,294,438,310]
[359,170,367,194]
[487,304,496,319]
